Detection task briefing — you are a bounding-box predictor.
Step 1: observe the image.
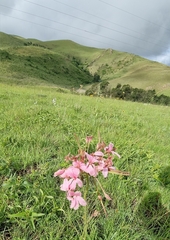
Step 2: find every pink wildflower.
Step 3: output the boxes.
[60,178,72,191]
[82,164,98,177]
[85,152,98,164]
[80,153,99,177]
[93,151,104,160]
[85,136,93,144]
[103,192,112,200]
[66,166,80,179]
[60,178,83,191]
[97,156,116,178]
[112,151,121,158]
[104,143,121,158]
[54,169,65,177]
[56,166,80,179]
[101,166,116,178]
[96,141,106,151]
[67,191,87,210]
[72,160,86,171]
[53,136,124,211]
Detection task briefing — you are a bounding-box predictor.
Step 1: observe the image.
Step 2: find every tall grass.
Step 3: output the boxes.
[0,83,170,239]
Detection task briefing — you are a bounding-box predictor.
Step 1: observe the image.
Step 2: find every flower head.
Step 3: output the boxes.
[104,143,121,158]
[54,169,65,177]
[80,153,99,177]
[60,178,83,191]
[67,191,87,210]
[85,136,93,144]
[53,136,125,211]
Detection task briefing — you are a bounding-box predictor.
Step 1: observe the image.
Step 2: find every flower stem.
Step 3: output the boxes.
[81,174,89,240]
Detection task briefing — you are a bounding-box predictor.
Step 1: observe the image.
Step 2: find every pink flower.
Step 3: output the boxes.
[60,178,72,191]
[112,151,121,158]
[67,191,87,210]
[56,166,80,179]
[85,152,98,164]
[54,169,65,177]
[85,136,93,144]
[72,160,86,171]
[93,151,104,160]
[53,137,122,211]
[96,142,106,151]
[104,143,121,158]
[69,178,83,190]
[60,178,83,191]
[97,157,116,178]
[94,151,104,157]
[101,166,116,178]
[81,164,98,177]
[80,153,99,177]
[66,166,80,179]
[102,167,109,178]
[103,192,112,200]
[104,143,114,152]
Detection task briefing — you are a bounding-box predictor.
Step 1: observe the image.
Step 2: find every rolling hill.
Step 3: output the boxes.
[0,31,170,95]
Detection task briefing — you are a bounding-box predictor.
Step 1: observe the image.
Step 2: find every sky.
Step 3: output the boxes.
[0,0,170,65]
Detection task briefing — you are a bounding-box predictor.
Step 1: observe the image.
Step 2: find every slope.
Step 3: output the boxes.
[0,33,94,87]
[0,32,26,48]
[0,32,170,95]
[41,40,170,95]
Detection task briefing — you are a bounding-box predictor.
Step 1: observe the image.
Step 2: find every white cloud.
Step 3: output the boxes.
[0,0,170,65]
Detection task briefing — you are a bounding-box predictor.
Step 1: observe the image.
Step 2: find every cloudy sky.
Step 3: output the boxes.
[0,0,170,65]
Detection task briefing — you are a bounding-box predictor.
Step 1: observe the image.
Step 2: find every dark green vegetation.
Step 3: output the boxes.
[0,83,170,239]
[86,82,170,105]
[0,31,170,96]
[137,192,170,237]
[0,32,96,87]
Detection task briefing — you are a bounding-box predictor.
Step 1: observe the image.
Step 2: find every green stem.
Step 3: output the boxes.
[81,174,89,240]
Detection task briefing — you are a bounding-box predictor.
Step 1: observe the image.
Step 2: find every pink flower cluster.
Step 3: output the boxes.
[54,137,120,210]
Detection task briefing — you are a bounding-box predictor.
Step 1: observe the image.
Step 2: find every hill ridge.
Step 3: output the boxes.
[0,32,170,95]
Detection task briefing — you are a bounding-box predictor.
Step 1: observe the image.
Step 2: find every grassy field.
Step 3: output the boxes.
[0,83,170,239]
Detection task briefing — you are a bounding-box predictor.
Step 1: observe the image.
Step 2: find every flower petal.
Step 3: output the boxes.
[76,178,83,188]
[60,178,70,191]
[111,151,121,158]
[66,166,80,178]
[86,136,93,144]
[77,196,87,207]
[104,192,112,200]
[54,169,65,177]
[102,168,108,178]
[85,152,98,163]
[94,151,104,157]
[87,165,98,177]
[70,198,77,209]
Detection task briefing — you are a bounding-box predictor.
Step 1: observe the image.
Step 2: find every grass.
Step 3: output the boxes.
[0,46,94,87]
[0,83,170,239]
[110,62,170,92]
[0,32,25,49]
[1,32,170,96]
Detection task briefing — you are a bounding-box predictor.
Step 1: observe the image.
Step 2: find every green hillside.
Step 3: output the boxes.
[0,46,93,87]
[0,32,170,95]
[0,83,170,239]
[0,32,26,48]
[0,33,94,87]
